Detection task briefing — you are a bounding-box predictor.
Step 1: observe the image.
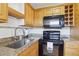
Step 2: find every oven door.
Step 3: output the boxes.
[42,43,59,56]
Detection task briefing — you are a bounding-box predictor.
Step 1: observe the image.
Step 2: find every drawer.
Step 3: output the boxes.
[64,47,79,56]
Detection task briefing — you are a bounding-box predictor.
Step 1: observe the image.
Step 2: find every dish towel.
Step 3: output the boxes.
[47,42,53,53]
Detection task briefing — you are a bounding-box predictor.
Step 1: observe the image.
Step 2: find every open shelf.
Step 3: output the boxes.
[64,4,74,27]
[8,7,24,19]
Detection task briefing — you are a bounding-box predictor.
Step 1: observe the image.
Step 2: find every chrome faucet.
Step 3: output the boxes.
[13,27,26,41]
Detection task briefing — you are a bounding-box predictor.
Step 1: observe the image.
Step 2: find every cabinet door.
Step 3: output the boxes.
[0,3,8,22]
[64,41,79,56]
[75,4,79,27]
[25,3,34,26]
[18,41,38,56]
[43,8,53,16]
[64,47,79,56]
[34,6,64,27]
[34,8,54,27]
[52,6,64,15]
[34,9,44,27]
[29,48,38,56]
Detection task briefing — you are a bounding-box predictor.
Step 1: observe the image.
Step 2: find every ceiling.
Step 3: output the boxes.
[30,3,64,9]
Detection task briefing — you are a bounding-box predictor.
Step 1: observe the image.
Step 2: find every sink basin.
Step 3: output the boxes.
[6,39,30,49]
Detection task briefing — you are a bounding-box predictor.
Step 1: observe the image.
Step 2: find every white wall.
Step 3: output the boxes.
[0,16,24,27]
[8,16,24,27]
[60,27,70,38]
[0,28,28,38]
[0,28,14,38]
[28,28,43,34]
[28,27,70,38]
[0,16,28,38]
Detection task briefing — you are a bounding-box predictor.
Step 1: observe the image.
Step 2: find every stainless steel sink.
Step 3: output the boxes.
[6,39,29,49]
[6,27,36,49]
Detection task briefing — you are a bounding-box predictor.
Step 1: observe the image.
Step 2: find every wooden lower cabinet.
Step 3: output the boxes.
[28,48,38,56]
[64,47,79,56]
[64,40,79,56]
[17,41,38,56]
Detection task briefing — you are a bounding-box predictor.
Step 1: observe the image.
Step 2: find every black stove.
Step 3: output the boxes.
[39,31,64,56]
[40,39,63,45]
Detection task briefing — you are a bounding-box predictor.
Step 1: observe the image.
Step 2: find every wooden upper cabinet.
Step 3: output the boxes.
[52,6,64,15]
[34,5,65,27]
[43,8,52,16]
[74,4,79,27]
[0,3,8,22]
[8,3,25,19]
[25,3,34,27]
[34,9,44,27]
[8,7,24,19]
[43,6,65,16]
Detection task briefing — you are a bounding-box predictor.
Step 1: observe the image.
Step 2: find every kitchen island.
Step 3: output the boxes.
[0,34,42,56]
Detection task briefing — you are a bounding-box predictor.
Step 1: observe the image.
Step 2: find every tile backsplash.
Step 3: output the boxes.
[0,16,24,27]
[60,27,70,38]
[0,16,26,38]
[28,27,70,39]
[70,27,79,40]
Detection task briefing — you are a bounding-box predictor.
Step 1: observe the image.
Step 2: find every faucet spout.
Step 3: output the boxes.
[14,27,26,41]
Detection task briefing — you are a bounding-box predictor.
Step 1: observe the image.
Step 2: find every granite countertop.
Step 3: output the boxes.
[0,34,43,56]
[0,38,16,46]
[0,33,79,56]
[64,39,79,41]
